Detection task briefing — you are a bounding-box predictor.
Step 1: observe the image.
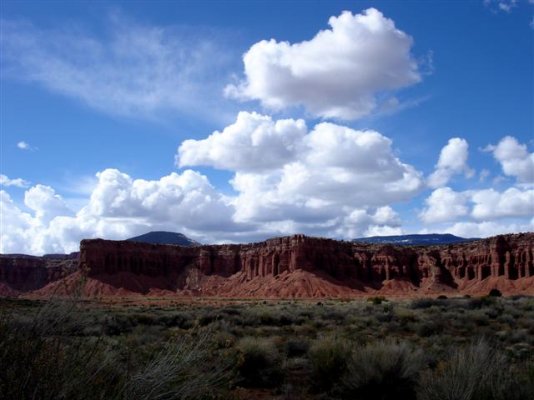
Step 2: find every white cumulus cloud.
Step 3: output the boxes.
[420,187,469,223]
[336,206,402,238]
[85,168,237,232]
[0,174,30,188]
[179,112,422,234]
[428,138,474,188]
[471,187,534,219]
[225,8,421,120]
[443,220,533,238]
[1,110,426,254]
[24,184,73,223]
[0,169,246,255]
[177,112,307,171]
[484,136,534,184]
[420,186,534,224]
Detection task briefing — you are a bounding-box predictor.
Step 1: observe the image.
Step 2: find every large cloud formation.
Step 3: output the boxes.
[0,169,241,254]
[179,111,422,236]
[420,136,534,237]
[225,8,421,119]
[2,127,532,254]
[2,113,423,254]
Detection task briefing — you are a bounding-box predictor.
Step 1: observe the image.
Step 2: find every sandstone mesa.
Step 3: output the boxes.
[0,233,533,298]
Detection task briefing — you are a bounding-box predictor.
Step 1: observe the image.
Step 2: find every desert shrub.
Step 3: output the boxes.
[212,330,236,350]
[466,296,495,309]
[285,338,310,358]
[485,306,503,319]
[123,331,231,400]
[375,304,394,323]
[368,296,387,305]
[199,311,221,326]
[0,300,231,400]
[278,312,297,326]
[322,308,346,322]
[0,300,122,400]
[497,313,516,327]
[161,312,194,329]
[416,320,444,337]
[103,314,134,335]
[410,298,439,309]
[220,306,242,316]
[337,341,423,400]
[506,342,532,361]
[418,339,532,400]
[309,336,351,392]
[131,312,159,325]
[235,337,283,388]
[507,329,529,344]
[488,288,503,297]
[471,310,490,326]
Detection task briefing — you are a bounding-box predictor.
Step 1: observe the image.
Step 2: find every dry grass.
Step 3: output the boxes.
[1,295,533,399]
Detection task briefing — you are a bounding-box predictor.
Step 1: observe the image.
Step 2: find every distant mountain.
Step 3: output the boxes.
[353,233,476,246]
[126,231,199,246]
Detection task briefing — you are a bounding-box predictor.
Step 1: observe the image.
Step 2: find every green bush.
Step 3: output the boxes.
[467,296,496,309]
[236,337,283,388]
[338,341,423,400]
[0,299,231,400]
[410,298,440,309]
[368,296,387,305]
[123,332,231,400]
[0,300,122,400]
[285,338,310,358]
[416,320,445,337]
[309,337,351,392]
[418,339,532,400]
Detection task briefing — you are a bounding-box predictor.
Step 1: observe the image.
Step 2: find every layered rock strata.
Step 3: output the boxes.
[74,233,533,297]
[1,233,532,297]
[0,253,78,295]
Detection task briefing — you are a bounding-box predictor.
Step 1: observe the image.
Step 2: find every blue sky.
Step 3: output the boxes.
[1,0,533,254]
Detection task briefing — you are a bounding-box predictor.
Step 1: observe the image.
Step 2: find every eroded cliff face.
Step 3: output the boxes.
[1,233,533,298]
[0,253,78,295]
[73,233,534,297]
[80,235,357,280]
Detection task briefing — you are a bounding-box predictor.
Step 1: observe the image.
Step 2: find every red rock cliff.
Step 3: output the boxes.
[73,233,533,297]
[0,253,78,295]
[2,233,532,297]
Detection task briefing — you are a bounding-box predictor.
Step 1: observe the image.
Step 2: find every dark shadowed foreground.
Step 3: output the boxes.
[1,295,533,399]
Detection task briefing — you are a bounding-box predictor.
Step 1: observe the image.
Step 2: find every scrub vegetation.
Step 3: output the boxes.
[1,295,533,399]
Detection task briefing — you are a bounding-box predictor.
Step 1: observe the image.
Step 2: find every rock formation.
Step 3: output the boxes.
[0,253,78,295]
[1,233,533,298]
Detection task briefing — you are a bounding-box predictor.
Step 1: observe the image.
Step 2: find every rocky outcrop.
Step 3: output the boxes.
[2,233,533,298]
[80,235,359,281]
[74,233,533,297]
[0,253,78,295]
